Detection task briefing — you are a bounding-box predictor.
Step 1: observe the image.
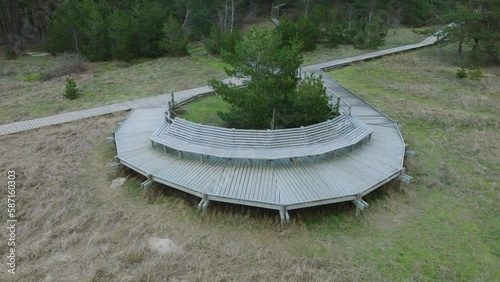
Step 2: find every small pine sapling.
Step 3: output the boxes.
[63,78,80,100]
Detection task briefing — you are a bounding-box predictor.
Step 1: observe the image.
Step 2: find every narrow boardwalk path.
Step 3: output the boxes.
[0,36,436,137]
[0,78,242,136]
[112,34,439,218]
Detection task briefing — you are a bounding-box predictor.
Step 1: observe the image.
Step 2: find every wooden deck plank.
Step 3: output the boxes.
[2,34,439,210]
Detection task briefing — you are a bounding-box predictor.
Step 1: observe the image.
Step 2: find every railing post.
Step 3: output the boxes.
[336,97,341,115]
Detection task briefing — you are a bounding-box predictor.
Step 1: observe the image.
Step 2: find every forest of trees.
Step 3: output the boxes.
[0,0,498,64]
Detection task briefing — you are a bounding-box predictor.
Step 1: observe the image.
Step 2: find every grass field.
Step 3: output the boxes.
[1,21,499,280]
[178,95,229,127]
[302,27,431,65]
[0,43,498,281]
[0,51,227,125]
[0,25,427,126]
[327,44,499,280]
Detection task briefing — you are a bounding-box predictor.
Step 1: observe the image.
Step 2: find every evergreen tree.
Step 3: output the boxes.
[444,0,500,64]
[130,0,166,57]
[296,16,320,51]
[276,16,319,51]
[81,0,110,61]
[209,29,333,129]
[160,16,189,56]
[205,25,241,55]
[109,9,136,60]
[349,0,389,49]
[276,18,298,47]
[288,74,332,128]
[63,78,80,100]
[44,0,87,55]
[401,0,432,27]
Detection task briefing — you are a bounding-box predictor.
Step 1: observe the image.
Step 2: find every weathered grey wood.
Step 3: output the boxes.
[0,77,245,136]
[0,34,439,216]
[150,113,373,161]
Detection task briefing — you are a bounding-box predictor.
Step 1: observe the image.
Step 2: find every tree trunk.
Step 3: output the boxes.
[182,8,190,29]
[231,0,234,33]
[224,0,228,31]
[457,36,463,57]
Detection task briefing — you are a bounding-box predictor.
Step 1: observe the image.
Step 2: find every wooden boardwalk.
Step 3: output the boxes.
[0,77,243,136]
[150,113,373,160]
[113,36,438,223]
[1,34,438,223]
[0,36,436,137]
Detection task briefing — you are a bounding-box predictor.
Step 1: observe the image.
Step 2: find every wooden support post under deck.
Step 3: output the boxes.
[352,193,368,216]
[202,199,210,211]
[197,194,209,212]
[279,207,290,229]
[178,150,182,159]
[108,162,121,171]
[108,156,121,171]
[151,140,155,148]
[141,174,154,189]
[405,150,416,157]
[106,131,116,144]
[163,145,167,154]
[398,167,412,187]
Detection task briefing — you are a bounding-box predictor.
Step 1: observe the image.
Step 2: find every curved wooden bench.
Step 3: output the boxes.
[150,113,373,160]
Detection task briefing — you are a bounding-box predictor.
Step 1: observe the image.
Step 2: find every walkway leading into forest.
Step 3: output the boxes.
[111,35,438,224]
[0,35,437,137]
[0,30,438,224]
[0,78,243,136]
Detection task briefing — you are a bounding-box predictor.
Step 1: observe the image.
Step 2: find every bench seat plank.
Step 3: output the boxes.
[150,113,373,160]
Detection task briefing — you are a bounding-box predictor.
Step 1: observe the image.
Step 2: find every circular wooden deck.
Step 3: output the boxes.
[111,36,436,224]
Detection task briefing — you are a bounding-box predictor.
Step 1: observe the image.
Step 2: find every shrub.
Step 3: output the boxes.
[276,18,298,47]
[205,26,241,55]
[43,54,88,80]
[296,16,320,51]
[325,24,345,48]
[456,66,468,79]
[4,46,17,60]
[160,16,188,56]
[276,17,319,52]
[468,68,483,81]
[63,78,80,100]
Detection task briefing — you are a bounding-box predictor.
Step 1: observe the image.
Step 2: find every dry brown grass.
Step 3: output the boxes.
[41,54,88,81]
[0,113,375,281]
[0,53,226,125]
[0,43,498,282]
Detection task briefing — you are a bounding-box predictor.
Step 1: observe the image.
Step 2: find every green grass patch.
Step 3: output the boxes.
[302,27,430,65]
[0,53,226,124]
[123,178,143,198]
[178,95,229,126]
[20,72,42,82]
[324,44,499,280]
